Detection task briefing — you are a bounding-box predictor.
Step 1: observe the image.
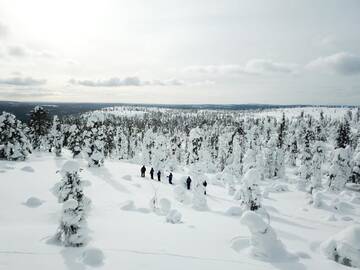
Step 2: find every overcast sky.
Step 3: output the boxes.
[0,0,360,104]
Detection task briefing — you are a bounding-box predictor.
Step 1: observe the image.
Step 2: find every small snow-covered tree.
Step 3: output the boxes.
[311,142,325,190]
[288,135,298,167]
[263,136,276,179]
[0,112,31,161]
[49,115,63,157]
[350,152,360,184]
[240,211,292,261]
[188,127,203,165]
[83,115,105,167]
[192,181,207,210]
[28,106,51,150]
[298,130,313,190]
[53,161,90,247]
[336,119,351,149]
[328,147,351,191]
[67,124,83,158]
[238,168,262,211]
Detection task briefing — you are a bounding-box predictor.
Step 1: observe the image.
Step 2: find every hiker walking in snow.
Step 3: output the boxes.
[141,165,146,177]
[157,170,161,182]
[203,180,208,195]
[186,176,192,190]
[168,172,173,185]
[150,167,154,180]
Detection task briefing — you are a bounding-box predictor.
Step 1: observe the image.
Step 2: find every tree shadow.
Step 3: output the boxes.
[60,248,86,270]
[87,166,131,194]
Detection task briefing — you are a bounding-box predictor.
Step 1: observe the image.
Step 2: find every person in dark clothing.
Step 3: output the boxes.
[150,167,154,180]
[203,180,208,195]
[157,170,161,182]
[140,165,146,177]
[168,172,173,185]
[186,176,192,190]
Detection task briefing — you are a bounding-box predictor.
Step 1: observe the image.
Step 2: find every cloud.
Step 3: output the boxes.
[7,45,29,57]
[307,52,360,75]
[0,22,8,38]
[69,76,186,87]
[184,60,298,75]
[184,65,243,74]
[244,59,298,74]
[0,76,47,86]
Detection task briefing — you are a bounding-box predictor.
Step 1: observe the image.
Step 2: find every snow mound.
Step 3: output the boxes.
[332,200,354,213]
[23,197,43,208]
[225,206,243,216]
[159,198,171,215]
[60,161,80,176]
[166,209,182,224]
[82,248,105,267]
[240,211,295,261]
[21,166,34,172]
[321,225,360,268]
[267,183,289,193]
[120,200,135,211]
[122,174,132,181]
[351,196,360,204]
[327,214,337,221]
[312,191,325,208]
[63,198,78,210]
[174,185,187,203]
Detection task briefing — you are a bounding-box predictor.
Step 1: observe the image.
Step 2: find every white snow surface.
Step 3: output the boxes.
[0,151,359,270]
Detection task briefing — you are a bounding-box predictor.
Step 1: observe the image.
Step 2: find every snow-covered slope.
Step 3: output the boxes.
[0,151,359,270]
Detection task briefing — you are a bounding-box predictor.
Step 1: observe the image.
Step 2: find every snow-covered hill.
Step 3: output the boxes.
[1,151,359,270]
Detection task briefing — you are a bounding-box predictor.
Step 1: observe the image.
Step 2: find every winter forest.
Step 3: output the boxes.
[1,105,360,270]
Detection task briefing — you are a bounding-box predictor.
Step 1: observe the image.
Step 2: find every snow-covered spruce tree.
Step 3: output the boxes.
[83,115,105,167]
[187,127,203,165]
[0,112,31,161]
[53,161,90,247]
[311,142,325,190]
[336,119,351,149]
[192,181,207,210]
[298,130,313,190]
[288,134,298,167]
[67,124,83,158]
[28,106,51,151]
[103,124,116,158]
[238,168,262,211]
[350,152,360,184]
[49,115,63,157]
[263,136,276,179]
[243,147,257,173]
[328,147,351,191]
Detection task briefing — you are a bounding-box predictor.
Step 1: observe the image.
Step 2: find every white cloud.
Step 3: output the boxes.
[0,22,8,38]
[184,60,298,75]
[244,59,298,74]
[307,52,360,75]
[7,45,28,57]
[69,77,186,87]
[0,76,46,86]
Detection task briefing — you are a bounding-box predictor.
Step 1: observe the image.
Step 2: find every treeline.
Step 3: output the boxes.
[1,106,360,192]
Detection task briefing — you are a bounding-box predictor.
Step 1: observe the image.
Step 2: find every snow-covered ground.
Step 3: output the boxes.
[0,151,359,270]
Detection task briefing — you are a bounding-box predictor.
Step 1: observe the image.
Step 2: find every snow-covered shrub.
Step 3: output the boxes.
[24,197,43,208]
[350,152,360,184]
[240,211,293,261]
[54,161,90,247]
[0,112,31,161]
[166,209,182,224]
[321,225,360,268]
[312,191,324,208]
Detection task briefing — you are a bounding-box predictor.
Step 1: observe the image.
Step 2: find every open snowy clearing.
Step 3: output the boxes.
[0,151,359,270]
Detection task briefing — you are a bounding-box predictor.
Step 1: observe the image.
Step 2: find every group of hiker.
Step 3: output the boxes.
[140,165,207,194]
